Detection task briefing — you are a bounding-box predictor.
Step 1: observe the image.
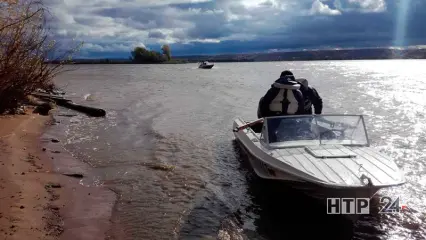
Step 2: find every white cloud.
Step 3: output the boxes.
[348,0,386,12]
[42,0,399,55]
[310,0,342,15]
[45,0,299,54]
[334,0,386,12]
[240,0,281,9]
[60,0,214,8]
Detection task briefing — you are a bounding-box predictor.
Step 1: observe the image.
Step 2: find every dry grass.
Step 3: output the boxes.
[0,0,81,114]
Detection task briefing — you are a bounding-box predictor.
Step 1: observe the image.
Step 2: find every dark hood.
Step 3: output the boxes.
[271,75,301,90]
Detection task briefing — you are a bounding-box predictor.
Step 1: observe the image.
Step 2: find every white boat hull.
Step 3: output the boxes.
[232,115,406,222]
[198,61,214,69]
[234,136,381,198]
[199,64,214,69]
[234,137,380,222]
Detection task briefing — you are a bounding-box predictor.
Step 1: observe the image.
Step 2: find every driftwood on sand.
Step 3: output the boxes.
[30,92,106,117]
[27,95,55,116]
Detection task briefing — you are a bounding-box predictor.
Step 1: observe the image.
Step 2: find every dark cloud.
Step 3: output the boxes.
[167,4,426,55]
[168,1,217,11]
[44,0,426,57]
[148,31,167,39]
[184,11,231,39]
[92,7,184,29]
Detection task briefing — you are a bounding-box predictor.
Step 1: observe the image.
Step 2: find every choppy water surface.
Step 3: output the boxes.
[53,60,426,240]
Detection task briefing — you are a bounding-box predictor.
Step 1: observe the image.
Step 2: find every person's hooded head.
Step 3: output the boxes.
[273,70,300,89]
[280,70,296,81]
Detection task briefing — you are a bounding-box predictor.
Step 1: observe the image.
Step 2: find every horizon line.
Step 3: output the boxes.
[66,44,426,60]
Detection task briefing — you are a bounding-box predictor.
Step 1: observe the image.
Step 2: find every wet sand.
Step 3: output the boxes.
[0,108,115,240]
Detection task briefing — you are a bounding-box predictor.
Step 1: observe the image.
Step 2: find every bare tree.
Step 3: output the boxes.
[0,0,82,113]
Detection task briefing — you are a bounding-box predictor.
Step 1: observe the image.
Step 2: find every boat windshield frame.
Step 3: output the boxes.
[259,114,370,149]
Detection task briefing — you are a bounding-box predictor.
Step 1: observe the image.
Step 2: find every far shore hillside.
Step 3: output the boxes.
[48,47,426,64]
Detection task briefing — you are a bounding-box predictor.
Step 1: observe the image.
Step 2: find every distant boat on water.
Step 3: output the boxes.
[198,61,214,69]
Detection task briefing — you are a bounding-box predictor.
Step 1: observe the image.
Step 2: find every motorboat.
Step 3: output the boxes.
[232,114,405,219]
[198,61,214,69]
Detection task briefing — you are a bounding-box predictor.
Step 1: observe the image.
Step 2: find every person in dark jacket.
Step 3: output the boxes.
[257,70,304,118]
[296,78,323,115]
[257,70,305,142]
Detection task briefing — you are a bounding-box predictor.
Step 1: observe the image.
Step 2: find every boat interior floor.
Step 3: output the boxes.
[248,121,263,133]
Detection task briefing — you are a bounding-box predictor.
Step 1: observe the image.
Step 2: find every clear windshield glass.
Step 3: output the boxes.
[264,115,368,146]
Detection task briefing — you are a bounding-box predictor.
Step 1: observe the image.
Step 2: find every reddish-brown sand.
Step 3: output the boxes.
[0,108,116,240]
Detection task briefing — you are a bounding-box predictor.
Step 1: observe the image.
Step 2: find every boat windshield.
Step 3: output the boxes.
[263,115,369,147]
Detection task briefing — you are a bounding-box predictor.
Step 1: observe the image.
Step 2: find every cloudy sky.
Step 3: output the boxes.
[44,0,426,57]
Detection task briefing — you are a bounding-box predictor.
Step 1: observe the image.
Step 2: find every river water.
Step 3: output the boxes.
[52,60,426,240]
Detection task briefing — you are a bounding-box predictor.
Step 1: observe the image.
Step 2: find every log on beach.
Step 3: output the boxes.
[59,101,106,117]
[30,93,106,117]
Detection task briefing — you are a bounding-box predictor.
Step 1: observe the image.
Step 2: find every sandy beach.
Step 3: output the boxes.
[0,107,116,240]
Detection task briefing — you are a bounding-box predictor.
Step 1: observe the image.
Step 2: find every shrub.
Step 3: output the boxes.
[130,46,167,63]
[0,0,80,113]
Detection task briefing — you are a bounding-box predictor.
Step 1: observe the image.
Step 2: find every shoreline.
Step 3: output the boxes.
[49,58,425,65]
[0,107,116,240]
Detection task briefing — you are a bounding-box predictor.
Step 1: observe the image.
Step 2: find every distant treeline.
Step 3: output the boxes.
[47,47,426,64]
[48,45,188,64]
[130,45,169,63]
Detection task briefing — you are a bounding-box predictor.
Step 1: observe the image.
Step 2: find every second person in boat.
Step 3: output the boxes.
[296,78,323,115]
